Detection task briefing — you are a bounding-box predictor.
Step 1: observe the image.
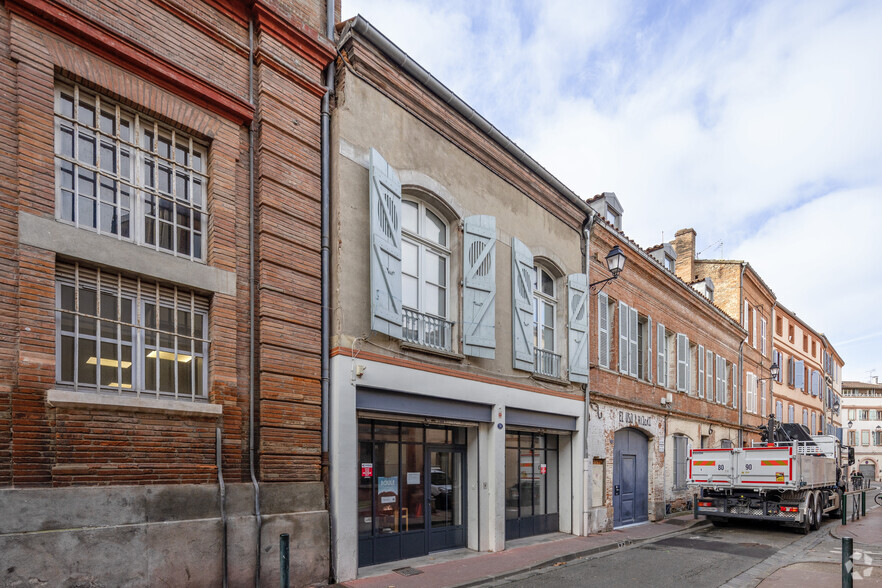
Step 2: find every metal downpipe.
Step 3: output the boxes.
[247,16,262,587]
[581,211,598,536]
[216,427,228,588]
[322,0,335,581]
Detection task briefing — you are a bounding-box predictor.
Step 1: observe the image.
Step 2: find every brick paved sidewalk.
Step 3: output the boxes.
[340,516,707,588]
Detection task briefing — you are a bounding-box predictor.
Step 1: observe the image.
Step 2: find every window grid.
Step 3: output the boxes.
[55,82,207,261]
[533,267,556,353]
[56,263,209,401]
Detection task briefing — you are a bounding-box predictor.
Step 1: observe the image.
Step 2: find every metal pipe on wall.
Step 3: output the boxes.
[216,427,228,588]
[247,16,263,587]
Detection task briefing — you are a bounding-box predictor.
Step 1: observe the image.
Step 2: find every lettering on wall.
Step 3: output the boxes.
[618,410,653,428]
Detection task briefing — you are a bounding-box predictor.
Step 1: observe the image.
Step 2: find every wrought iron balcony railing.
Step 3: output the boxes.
[402,308,454,352]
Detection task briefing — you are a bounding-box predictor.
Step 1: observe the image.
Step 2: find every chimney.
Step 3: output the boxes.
[672,228,696,282]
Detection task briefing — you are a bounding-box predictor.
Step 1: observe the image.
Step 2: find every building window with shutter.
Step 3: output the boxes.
[862,430,871,446]
[533,265,560,377]
[746,372,756,414]
[705,349,714,402]
[802,409,808,427]
[401,199,453,351]
[673,435,688,490]
[56,263,208,400]
[788,404,795,423]
[598,292,612,369]
[847,430,856,446]
[55,82,208,261]
[760,318,767,355]
[776,401,783,421]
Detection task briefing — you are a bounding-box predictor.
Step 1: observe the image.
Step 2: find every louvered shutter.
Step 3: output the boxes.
[743,300,749,330]
[715,354,722,403]
[628,306,638,377]
[462,215,497,358]
[794,360,805,390]
[646,316,653,382]
[787,356,794,386]
[706,349,714,400]
[567,273,589,383]
[686,347,692,394]
[752,308,757,347]
[657,323,666,386]
[598,292,609,368]
[698,344,705,398]
[676,334,688,392]
[369,148,403,338]
[619,301,629,374]
[761,318,767,355]
[511,237,534,371]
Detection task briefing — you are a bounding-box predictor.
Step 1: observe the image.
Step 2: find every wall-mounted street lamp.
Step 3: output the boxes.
[590,246,627,292]
[758,362,780,381]
[848,420,853,429]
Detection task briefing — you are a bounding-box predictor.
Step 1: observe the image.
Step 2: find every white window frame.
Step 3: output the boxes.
[54,82,208,262]
[533,265,557,354]
[401,199,451,320]
[55,262,209,400]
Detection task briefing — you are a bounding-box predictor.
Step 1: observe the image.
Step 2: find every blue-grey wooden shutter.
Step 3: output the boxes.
[697,344,705,398]
[706,349,714,400]
[619,301,629,374]
[462,215,496,358]
[511,237,534,371]
[567,273,589,383]
[628,306,638,377]
[369,148,403,338]
[676,333,688,392]
[794,360,805,390]
[646,316,653,382]
[598,291,610,368]
[655,323,667,386]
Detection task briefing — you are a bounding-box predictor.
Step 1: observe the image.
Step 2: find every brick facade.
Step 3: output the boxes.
[1,0,336,584]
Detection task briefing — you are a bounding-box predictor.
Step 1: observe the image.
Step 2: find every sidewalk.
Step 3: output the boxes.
[756,488,882,588]
[339,515,708,588]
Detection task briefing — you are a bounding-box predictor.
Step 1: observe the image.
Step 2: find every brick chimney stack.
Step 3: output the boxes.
[672,228,696,282]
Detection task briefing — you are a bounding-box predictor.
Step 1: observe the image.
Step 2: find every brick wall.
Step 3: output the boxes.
[0,0,333,488]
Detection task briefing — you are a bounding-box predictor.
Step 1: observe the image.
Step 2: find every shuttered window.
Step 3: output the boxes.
[567,274,589,383]
[657,323,667,386]
[598,292,610,368]
[56,263,208,400]
[697,344,705,398]
[673,436,688,490]
[462,215,497,358]
[705,349,714,401]
[676,333,688,392]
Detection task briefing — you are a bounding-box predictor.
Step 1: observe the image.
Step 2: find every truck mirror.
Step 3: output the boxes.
[848,447,855,466]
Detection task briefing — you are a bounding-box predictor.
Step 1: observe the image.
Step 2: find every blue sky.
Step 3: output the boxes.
[342,0,882,383]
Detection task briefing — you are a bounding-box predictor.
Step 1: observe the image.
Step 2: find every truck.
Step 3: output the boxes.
[688,416,855,533]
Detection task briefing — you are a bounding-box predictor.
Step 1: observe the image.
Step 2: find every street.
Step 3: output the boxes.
[483,506,882,588]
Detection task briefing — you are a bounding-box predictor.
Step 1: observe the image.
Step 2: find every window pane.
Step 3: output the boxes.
[60,127,74,157]
[402,201,418,233]
[424,209,445,245]
[159,221,173,251]
[158,164,171,194]
[77,338,96,385]
[192,151,203,172]
[100,341,118,386]
[159,354,174,394]
[505,447,519,519]
[402,240,418,276]
[195,356,203,397]
[100,110,115,135]
[59,93,74,118]
[78,132,95,165]
[425,284,440,316]
[175,173,188,201]
[192,179,202,206]
[78,101,95,127]
[541,270,554,296]
[60,284,75,312]
[100,142,115,173]
[175,143,188,165]
[60,335,75,381]
[119,344,132,389]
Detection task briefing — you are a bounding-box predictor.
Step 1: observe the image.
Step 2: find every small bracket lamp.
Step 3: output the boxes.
[590,246,627,292]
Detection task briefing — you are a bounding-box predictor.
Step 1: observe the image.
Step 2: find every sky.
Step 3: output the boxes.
[341,0,882,383]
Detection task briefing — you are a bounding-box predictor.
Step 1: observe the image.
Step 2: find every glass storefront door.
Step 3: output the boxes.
[505,431,560,540]
[358,419,467,567]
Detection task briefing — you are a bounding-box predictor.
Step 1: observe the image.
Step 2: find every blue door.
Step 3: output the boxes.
[613,428,648,527]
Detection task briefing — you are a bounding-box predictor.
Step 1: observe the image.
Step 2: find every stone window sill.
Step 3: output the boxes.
[47,388,223,417]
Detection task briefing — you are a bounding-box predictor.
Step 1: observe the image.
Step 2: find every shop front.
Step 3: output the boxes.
[357,419,468,566]
[504,430,560,540]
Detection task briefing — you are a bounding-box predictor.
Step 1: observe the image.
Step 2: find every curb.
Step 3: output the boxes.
[450,518,712,588]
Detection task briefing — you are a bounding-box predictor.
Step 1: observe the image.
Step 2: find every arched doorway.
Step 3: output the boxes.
[613,428,649,527]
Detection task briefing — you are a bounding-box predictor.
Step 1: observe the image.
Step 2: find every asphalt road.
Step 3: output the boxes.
[486,520,810,588]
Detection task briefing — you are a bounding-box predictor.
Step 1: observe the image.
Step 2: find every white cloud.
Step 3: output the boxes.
[341,0,882,380]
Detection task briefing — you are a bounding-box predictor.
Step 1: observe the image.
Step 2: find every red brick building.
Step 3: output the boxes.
[585,198,747,531]
[0,1,336,585]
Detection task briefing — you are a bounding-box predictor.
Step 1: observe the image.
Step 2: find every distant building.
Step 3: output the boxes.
[842,379,882,481]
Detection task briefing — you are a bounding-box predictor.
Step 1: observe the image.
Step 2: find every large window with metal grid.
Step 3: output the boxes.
[54,82,208,261]
[55,263,208,400]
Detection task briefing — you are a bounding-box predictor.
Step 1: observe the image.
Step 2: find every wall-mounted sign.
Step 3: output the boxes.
[361,463,373,478]
[540,464,547,475]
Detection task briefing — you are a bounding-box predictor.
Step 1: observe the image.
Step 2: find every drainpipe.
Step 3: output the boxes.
[738,263,746,446]
[247,16,262,587]
[321,0,335,581]
[216,427,228,588]
[581,210,598,535]
[770,300,778,423]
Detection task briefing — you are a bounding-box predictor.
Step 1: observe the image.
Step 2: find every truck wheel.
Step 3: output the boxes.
[810,495,822,531]
[799,498,814,535]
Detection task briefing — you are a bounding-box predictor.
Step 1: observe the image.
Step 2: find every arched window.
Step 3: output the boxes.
[533,265,560,377]
[401,199,451,350]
